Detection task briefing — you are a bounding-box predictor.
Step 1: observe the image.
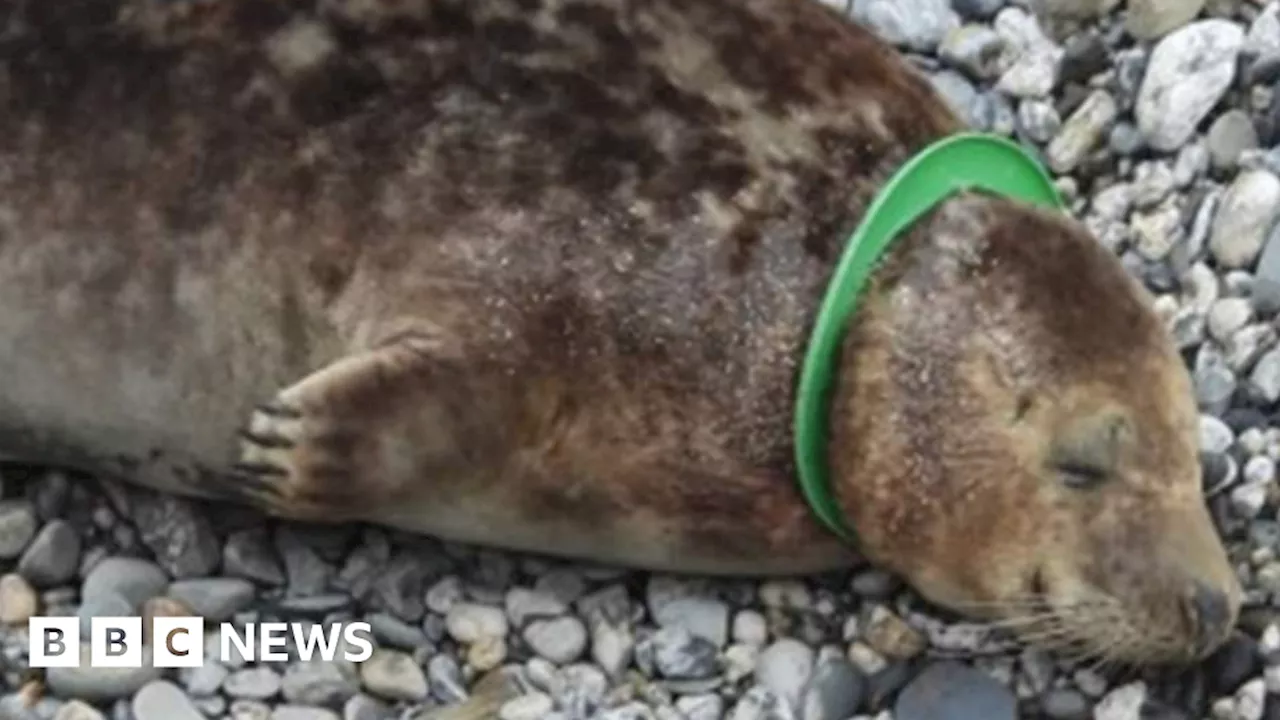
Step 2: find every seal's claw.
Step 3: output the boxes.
[228,337,444,521]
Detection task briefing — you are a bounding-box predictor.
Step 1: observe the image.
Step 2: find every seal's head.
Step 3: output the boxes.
[833,192,1241,666]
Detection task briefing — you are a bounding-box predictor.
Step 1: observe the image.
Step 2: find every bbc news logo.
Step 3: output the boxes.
[29,617,374,667]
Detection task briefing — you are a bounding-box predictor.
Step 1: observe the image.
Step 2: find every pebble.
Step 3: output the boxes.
[1094,682,1147,720]
[225,668,284,701]
[0,501,38,559]
[864,606,927,659]
[16,520,80,587]
[939,24,1006,78]
[45,644,164,701]
[851,0,959,52]
[895,662,1017,720]
[1127,0,1207,39]
[132,680,205,720]
[130,494,221,579]
[446,602,509,643]
[994,7,1064,99]
[53,701,106,720]
[1211,169,1280,269]
[270,707,341,720]
[1137,19,1245,152]
[343,694,391,720]
[281,661,361,707]
[951,0,1002,21]
[800,658,866,720]
[181,662,229,696]
[500,692,555,720]
[650,625,720,680]
[167,578,256,622]
[1047,89,1118,173]
[755,638,816,712]
[1042,688,1091,719]
[505,586,568,627]
[359,649,429,702]
[1209,110,1260,172]
[81,556,168,609]
[524,615,589,664]
[0,572,37,624]
[224,529,286,586]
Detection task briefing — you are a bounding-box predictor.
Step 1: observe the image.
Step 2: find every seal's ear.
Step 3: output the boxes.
[1049,411,1132,490]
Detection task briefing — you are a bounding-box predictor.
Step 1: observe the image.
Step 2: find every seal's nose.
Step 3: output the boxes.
[1187,581,1232,656]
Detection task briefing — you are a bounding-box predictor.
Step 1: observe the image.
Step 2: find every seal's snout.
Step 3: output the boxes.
[1187,581,1234,657]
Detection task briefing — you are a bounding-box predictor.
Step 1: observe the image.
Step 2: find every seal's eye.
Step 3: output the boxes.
[1049,412,1129,490]
[1055,459,1109,489]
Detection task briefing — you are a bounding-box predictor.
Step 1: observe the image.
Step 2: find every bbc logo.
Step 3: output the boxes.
[29,616,206,668]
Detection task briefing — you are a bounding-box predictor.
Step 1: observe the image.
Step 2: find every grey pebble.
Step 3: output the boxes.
[646,577,729,647]
[993,7,1062,99]
[342,694,392,720]
[550,664,609,719]
[130,494,220,579]
[650,625,720,680]
[499,692,555,720]
[359,649,429,703]
[1047,89,1117,173]
[427,654,467,704]
[51,700,106,720]
[0,501,38,559]
[424,576,464,615]
[281,661,361,707]
[81,557,168,609]
[1208,110,1259,172]
[1042,688,1091,719]
[1136,19,1244,152]
[592,619,636,679]
[1250,346,1280,403]
[366,612,426,649]
[77,592,134,636]
[755,638,816,713]
[852,0,959,52]
[1127,0,1206,40]
[505,586,568,627]
[1253,222,1280,312]
[1017,99,1061,144]
[1210,169,1280,269]
[728,686,789,720]
[130,680,203,720]
[271,707,341,720]
[224,667,284,701]
[17,520,81,588]
[180,661,229,696]
[167,577,256,621]
[676,694,724,720]
[524,615,588,664]
[46,644,163,702]
[276,529,335,597]
[224,529,285,586]
[800,658,866,720]
[895,661,1016,720]
[368,551,426,623]
[951,0,1002,21]
[939,24,1005,79]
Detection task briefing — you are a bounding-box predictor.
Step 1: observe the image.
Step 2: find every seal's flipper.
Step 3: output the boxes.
[226,336,450,521]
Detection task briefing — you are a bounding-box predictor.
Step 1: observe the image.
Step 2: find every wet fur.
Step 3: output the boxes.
[0,0,1241,662]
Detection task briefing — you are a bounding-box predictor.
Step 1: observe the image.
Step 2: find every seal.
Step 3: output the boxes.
[0,0,1242,665]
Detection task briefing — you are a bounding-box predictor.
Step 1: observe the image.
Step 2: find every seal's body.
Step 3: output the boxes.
[0,0,1243,664]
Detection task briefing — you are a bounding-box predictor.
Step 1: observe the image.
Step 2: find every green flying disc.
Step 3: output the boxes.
[793,132,1068,542]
